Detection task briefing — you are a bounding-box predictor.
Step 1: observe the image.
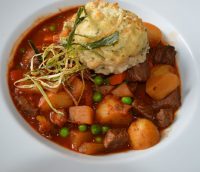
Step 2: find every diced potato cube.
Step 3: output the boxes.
[146,73,180,100]
[69,106,94,124]
[69,77,84,99]
[78,143,105,155]
[96,95,132,126]
[151,65,176,77]
[111,83,133,97]
[70,130,93,150]
[38,92,73,111]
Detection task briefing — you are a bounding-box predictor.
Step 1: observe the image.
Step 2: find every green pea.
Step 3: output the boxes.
[49,25,56,32]
[94,76,104,86]
[91,124,102,135]
[93,91,102,102]
[121,97,133,105]
[59,127,69,138]
[78,124,87,132]
[95,136,102,143]
[102,126,110,134]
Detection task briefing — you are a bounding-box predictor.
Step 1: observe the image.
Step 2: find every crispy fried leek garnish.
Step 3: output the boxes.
[14,6,119,115]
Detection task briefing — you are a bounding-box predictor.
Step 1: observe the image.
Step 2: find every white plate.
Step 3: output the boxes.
[1,0,200,171]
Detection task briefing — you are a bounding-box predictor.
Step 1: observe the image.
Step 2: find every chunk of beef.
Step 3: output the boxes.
[15,95,38,115]
[21,49,41,69]
[21,49,34,69]
[126,61,150,82]
[50,109,68,127]
[36,115,52,134]
[82,69,93,81]
[104,128,129,150]
[153,89,181,110]
[156,109,174,128]
[132,99,155,120]
[33,57,41,68]
[152,44,176,66]
[127,82,138,94]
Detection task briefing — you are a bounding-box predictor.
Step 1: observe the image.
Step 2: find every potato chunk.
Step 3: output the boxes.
[38,92,73,111]
[70,130,93,150]
[69,106,94,124]
[146,73,180,100]
[50,109,67,127]
[150,65,176,77]
[69,77,84,99]
[111,83,133,97]
[128,118,160,150]
[78,143,105,155]
[146,65,180,100]
[96,95,132,126]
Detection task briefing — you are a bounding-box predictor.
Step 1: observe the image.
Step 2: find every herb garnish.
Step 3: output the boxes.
[85,31,119,49]
[66,6,87,48]
[15,6,120,115]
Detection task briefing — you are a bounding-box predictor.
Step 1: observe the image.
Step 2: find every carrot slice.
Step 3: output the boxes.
[60,29,70,37]
[109,72,127,85]
[143,22,162,48]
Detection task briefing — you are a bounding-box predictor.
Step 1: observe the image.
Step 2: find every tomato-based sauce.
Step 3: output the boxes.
[8,4,181,155]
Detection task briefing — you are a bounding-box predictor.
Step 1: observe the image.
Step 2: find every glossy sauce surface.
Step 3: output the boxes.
[8,7,181,155]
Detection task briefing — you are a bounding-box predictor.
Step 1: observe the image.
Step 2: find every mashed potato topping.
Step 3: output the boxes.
[62,0,149,74]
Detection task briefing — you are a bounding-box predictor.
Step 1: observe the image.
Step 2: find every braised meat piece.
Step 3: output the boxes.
[153,89,181,110]
[156,109,174,128]
[104,128,129,150]
[50,109,68,127]
[126,61,150,82]
[132,99,155,120]
[15,95,38,115]
[82,69,93,81]
[127,82,138,94]
[21,49,41,69]
[152,44,176,66]
[36,115,52,134]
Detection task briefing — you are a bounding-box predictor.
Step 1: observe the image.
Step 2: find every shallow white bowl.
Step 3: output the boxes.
[1,0,200,171]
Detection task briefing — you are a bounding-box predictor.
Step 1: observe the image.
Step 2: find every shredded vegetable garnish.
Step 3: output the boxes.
[14,41,85,115]
[27,75,64,115]
[62,83,78,106]
[14,6,120,114]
